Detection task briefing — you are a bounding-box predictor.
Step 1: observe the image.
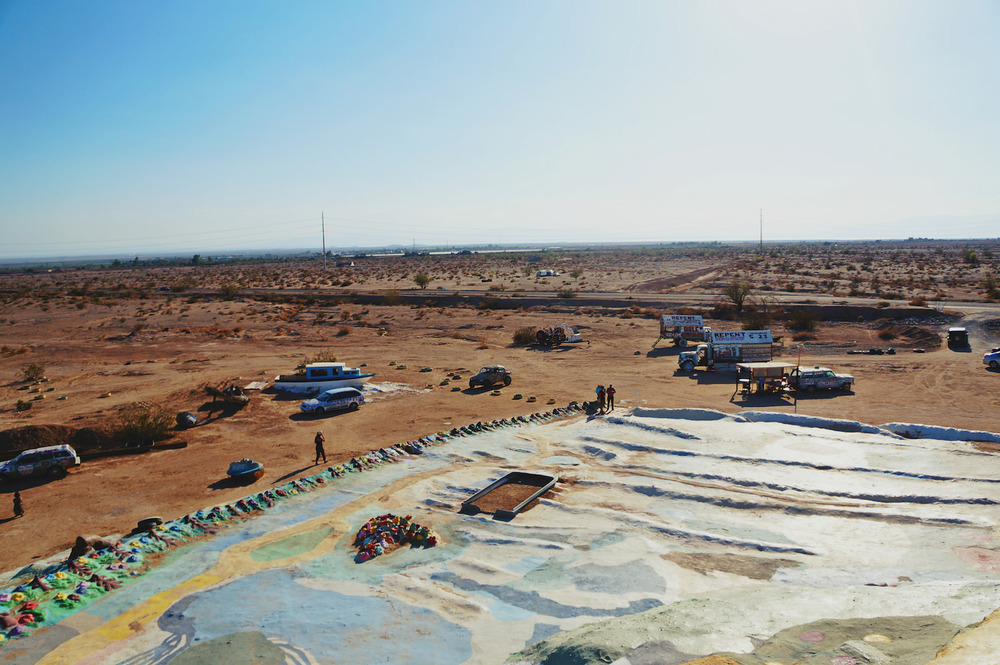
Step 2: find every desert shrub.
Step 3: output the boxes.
[785,310,818,332]
[908,296,927,307]
[219,282,242,299]
[476,337,489,349]
[336,326,350,336]
[877,301,890,308]
[478,297,500,310]
[619,310,633,319]
[15,399,32,411]
[114,403,173,444]
[791,331,817,341]
[710,301,735,320]
[513,327,537,345]
[305,349,338,363]
[742,309,771,330]
[982,274,999,300]
[877,328,896,340]
[20,363,44,383]
[556,288,576,299]
[413,273,431,289]
[383,289,400,305]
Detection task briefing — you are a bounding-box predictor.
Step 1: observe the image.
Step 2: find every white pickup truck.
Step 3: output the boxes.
[788,367,854,392]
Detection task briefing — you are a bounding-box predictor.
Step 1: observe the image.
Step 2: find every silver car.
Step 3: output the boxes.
[300,387,365,414]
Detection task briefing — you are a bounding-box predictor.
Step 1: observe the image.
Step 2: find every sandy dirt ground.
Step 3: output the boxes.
[1,255,999,575]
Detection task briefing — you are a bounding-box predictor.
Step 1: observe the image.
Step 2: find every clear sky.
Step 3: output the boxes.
[2,0,999,259]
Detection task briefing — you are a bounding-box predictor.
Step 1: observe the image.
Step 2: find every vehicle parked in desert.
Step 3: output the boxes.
[947,327,969,348]
[299,387,365,414]
[469,365,512,389]
[678,329,774,372]
[984,348,1000,369]
[788,367,854,392]
[1,444,80,480]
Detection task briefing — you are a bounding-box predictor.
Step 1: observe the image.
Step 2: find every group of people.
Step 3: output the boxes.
[595,384,616,414]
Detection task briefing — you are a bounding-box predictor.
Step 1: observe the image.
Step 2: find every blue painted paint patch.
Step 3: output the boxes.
[572,562,664,595]
[542,455,581,466]
[505,555,551,575]
[159,568,473,664]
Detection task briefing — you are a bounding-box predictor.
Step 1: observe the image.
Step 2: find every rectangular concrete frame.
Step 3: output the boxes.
[460,471,557,520]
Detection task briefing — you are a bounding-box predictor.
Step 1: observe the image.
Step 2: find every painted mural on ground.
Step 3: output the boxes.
[4,407,1000,665]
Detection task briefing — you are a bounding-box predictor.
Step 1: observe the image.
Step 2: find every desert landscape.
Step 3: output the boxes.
[2,241,1000,663]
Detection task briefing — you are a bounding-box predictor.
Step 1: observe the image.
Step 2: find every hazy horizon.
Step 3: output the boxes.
[4,1,1000,259]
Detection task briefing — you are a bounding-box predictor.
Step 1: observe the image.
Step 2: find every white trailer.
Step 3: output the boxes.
[655,314,706,348]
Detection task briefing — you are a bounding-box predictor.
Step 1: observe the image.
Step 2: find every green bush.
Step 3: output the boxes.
[513,327,537,345]
[114,403,173,444]
[556,288,577,299]
[20,363,44,383]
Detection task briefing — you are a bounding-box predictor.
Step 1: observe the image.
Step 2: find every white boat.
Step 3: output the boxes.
[273,362,375,394]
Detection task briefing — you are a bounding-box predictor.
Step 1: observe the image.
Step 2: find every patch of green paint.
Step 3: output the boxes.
[250,526,334,562]
[169,631,285,665]
[511,555,574,592]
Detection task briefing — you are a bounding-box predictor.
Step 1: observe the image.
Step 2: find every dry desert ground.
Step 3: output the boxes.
[1,242,999,573]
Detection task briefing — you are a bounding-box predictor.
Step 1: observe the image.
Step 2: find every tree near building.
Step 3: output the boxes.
[723,278,753,315]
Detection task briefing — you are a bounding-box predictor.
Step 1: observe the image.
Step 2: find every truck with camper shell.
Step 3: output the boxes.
[655,314,706,348]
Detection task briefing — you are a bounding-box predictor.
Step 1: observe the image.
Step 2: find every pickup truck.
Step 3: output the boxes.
[788,367,854,392]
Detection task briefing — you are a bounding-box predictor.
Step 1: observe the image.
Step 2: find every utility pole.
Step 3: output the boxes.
[759,209,763,255]
[322,212,327,270]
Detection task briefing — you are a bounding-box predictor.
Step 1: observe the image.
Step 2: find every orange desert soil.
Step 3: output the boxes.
[0,271,998,573]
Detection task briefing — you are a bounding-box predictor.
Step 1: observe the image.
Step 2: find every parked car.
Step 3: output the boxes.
[469,365,512,389]
[299,387,365,414]
[1,444,80,480]
[984,348,1000,369]
[788,367,854,392]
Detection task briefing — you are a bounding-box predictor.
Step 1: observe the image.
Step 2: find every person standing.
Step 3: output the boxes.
[606,384,616,411]
[314,431,327,465]
[13,491,23,518]
[597,385,606,413]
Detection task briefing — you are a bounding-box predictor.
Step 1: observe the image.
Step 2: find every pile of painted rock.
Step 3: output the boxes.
[354,513,438,562]
[0,402,584,647]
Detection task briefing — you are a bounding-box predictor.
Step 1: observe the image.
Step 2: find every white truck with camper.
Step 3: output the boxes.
[655,314,706,348]
[678,329,773,372]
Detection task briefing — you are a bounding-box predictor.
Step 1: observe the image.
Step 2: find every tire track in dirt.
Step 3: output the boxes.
[624,264,736,293]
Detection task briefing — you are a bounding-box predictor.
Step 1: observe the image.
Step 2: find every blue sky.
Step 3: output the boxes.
[2,0,999,259]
